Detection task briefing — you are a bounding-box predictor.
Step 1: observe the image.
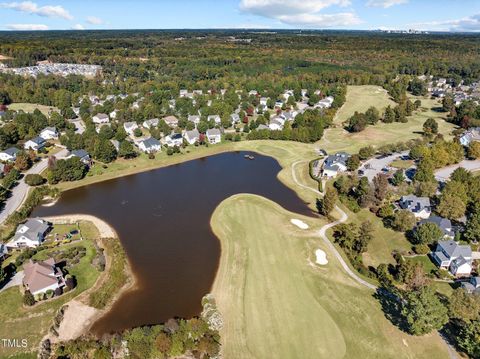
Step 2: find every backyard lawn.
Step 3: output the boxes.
[210,194,449,359]
[8,103,59,116]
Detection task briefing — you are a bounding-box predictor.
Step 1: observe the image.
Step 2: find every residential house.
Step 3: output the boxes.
[269,119,284,131]
[6,218,50,249]
[124,122,139,135]
[398,195,431,219]
[143,118,159,129]
[139,138,162,153]
[207,115,221,125]
[432,240,472,276]
[24,137,46,151]
[164,133,184,147]
[184,129,200,145]
[67,149,91,166]
[162,116,179,128]
[188,115,201,126]
[0,147,19,162]
[92,113,110,124]
[260,97,269,106]
[257,124,270,131]
[179,89,189,98]
[460,127,480,147]
[39,127,58,140]
[316,96,334,109]
[230,113,240,124]
[95,123,111,134]
[248,90,258,96]
[23,258,65,296]
[461,277,480,295]
[109,110,118,120]
[206,129,222,144]
[110,139,120,151]
[322,152,351,178]
[419,215,455,239]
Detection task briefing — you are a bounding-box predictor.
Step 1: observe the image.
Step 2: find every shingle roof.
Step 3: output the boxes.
[23,258,59,293]
[437,240,472,258]
[142,137,160,148]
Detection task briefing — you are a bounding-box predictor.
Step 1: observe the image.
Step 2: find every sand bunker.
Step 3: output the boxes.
[290,219,309,229]
[315,249,328,265]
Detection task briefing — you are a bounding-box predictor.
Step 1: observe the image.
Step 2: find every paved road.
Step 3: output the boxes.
[291,160,457,358]
[0,148,68,225]
[0,270,23,293]
[359,151,409,182]
[435,159,480,182]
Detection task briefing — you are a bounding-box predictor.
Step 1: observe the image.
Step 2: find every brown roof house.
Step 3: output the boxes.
[23,258,65,296]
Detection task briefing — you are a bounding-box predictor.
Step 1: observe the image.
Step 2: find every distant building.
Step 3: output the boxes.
[322,152,350,178]
[39,127,58,140]
[461,277,480,295]
[0,147,20,162]
[207,115,221,125]
[398,195,431,219]
[24,137,46,151]
[188,115,201,126]
[124,122,139,135]
[206,129,222,144]
[67,149,91,166]
[432,240,472,276]
[162,116,179,128]
[23,258,65,296]
[6,218,50,249]
[142,118,159,129]
[460,127,480,147]
[92,113,110,124]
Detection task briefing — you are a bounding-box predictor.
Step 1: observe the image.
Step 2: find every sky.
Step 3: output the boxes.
[0,0,480,32]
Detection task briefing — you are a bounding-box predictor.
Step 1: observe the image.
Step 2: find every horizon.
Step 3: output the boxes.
[0,0,479,32]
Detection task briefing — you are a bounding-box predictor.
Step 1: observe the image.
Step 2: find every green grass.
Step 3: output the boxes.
[8,103,59,116]
[333,85,396,125]
[0,239,100,357]
[390,159,415,169]
[211,194,449,359]
[321,89,457,154]
[407,255,438,275]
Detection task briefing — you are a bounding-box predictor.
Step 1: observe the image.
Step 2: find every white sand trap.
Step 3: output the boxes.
[290,219,309,229]
[315,249,328,265]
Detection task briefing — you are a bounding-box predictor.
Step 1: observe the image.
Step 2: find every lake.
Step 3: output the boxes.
[33,151,313,335]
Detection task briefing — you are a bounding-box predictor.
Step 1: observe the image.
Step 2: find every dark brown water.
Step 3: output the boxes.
[33,151,313,335]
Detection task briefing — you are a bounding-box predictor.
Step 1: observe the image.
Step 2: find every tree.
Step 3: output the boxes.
[133,128,143,137]
[155,332,172,355]
[23,290,35,306]
[464,206,480,243]
[14,151,32,171]
[118,141,137,159]
[358,146,375,160]
[47,157,87,184]
[2,168,20,189]
[317,188,338,216]
[449,289,480,323]
[408,78,427,96]
[397,261,429,290]
[383,106,395,123]
[365,107,380,125]
[423,118,438,136]
[412,222,443,245]
[414,159,435,183]
[346,155,360,171]
[437,193,466,220]
[401,287,448,336]
[458,320,480,358]
[373,173,389,202]
[468,142,480,159]
[93,139,117,163]
[392,210,416,232]
[25,174,45,186]
[391,169,405,186]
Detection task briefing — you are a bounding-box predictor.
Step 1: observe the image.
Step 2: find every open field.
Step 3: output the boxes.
[211,194,449,359]
[333,85,396,125]
[0,235,100,357]
[8,103,59,116]
[321,91,457,154]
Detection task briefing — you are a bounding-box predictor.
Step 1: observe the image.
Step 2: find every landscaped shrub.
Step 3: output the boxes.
[25,174,45,186]
[23,290,35,306]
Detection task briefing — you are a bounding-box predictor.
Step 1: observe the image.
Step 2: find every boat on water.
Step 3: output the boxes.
[244,154,255,160]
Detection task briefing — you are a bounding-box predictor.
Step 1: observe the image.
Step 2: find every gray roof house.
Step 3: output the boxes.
[139,137,161,153]
[460,127,480,147]
[24,136,46,151]
[230,113,240,124]
[68,149,91,165]
[188,115,201,125]
[322,152,350,178]
[0,147,20,162]
[206,128,222,144]
[398,195,431,219]
[184,129,200,145]
[419,215,455,238]
[432,240,472,276]
[7,218,51,249]
[461,277,480,295]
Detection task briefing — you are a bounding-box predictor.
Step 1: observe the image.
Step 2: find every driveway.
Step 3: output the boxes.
[0,148,69,225]
[0,270,23,293]
[359,151,409,182]
[435,159,480,182]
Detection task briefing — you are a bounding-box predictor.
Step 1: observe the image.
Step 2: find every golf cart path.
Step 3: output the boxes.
[291,160,456,359]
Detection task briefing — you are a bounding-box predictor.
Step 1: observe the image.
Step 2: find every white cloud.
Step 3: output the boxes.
[366,0,408,8]
[5,23,48,30]
[239,0,360,27]
[414,14,480,32]
[1,1,73,20]
[72,24,85,30]
[86,16,103,25]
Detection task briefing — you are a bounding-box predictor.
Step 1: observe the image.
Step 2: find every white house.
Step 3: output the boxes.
[316,96,334,109]
[39,127,58,140]
[207,115,221,125]
[23,258,65,296]
[184,129,200,145]
[124,122,139,135]
[6,218,50,249]
[143,118,159,129]
[322,152,350,178]
[269,119,283,131]
[162,116,179,128]
[188,115,201,126]
[230,113,240,124]
[24,137,46,151]
[260,97,269,106]
[92,113,110,124]
[206,129,222,144]
[164,133,184,147]
[398,195,431,219]
[433,240,472,276]
[0,147,20,162]
[460,128,480,147]
[139,138,162,153]
[109,110,118,120]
